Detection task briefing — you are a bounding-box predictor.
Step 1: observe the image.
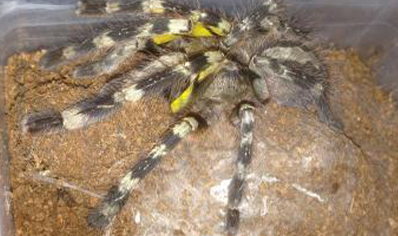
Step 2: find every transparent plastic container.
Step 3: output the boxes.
[0,0,397,235]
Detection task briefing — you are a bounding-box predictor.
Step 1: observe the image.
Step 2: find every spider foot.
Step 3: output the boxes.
[22,111,63,134]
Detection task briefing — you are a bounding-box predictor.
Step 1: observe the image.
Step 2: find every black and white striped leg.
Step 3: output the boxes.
[21,86,123,134]
[39,19,146,70]
[76,0,231,36]
[72,41,144,78]
[72,17,196,78]
[226,103,255,235]
[77,0,191,16]
[23,52,187,134]
[88,116,201,228]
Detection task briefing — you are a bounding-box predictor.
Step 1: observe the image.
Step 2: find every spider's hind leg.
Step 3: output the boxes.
[226,103,255,235]
[88,115,203,228]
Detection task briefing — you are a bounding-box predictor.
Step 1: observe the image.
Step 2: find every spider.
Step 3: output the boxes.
[22,0,342,234]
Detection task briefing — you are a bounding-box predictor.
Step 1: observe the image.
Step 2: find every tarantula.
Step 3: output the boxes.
[22,0,342,234]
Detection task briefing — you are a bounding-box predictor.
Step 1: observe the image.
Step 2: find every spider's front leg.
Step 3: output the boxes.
[88,115,204,228]
[226,103,255,235]
[22,52,186,134]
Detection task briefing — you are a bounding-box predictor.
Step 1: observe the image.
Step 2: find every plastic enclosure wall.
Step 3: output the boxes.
[0,0,397,235]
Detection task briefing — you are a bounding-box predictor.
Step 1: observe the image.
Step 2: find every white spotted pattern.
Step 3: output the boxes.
[118,172,140,195]
[149,144,168,159]
[122,85,145,102]
[142,0,165,13]
[61,108,90,130]
[93,33,116,48]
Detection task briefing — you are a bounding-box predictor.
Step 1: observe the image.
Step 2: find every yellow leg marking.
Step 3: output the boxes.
[171,83,195,113]
[208,26,225,36]
[152,34,180,44]
[191,22,213,37]
[150,8,165,14]
[151,21,230,44]
[170,53,224,113]
[198,63,221,81]
[151,22,217,45]
[170,64,221,112]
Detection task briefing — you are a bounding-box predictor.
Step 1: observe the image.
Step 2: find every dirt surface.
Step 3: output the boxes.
[2,49,397,236]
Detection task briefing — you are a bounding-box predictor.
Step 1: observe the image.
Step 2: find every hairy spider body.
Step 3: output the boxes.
[22,0,342,234]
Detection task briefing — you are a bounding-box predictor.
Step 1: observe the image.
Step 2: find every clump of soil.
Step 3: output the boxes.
[2,49,398,236]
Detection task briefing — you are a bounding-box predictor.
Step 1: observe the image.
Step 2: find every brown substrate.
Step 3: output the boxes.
[2,49,397,236]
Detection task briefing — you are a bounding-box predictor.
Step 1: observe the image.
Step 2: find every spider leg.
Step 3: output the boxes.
[76,0,201,18]
[70,17,228,78]
[169,51,225,113]
[226,103,255,235]
[40,17,188,72]
[77,0,231,35]
[24,49,225,133]
[72,18,194,78]
[39,19,148,69]
[43,0,231,74]
[23,52,187,134]
[76,0,188,15]
[88,115,202,228]
[241,68,270,102]
[313,87,343,130]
